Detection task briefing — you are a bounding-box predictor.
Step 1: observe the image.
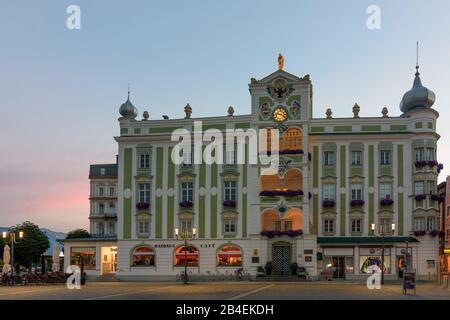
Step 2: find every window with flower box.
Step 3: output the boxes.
[414,217,425,231]
[379,183,392,200]
[181,182,193,202]
[139,183,151,203]
[351,184,363,200]
[323,184,336,201]
[415,148,425,161]
[414,181,424,195]
[426,148,435,161]
[427,216,436,231]
[224,181,237,201]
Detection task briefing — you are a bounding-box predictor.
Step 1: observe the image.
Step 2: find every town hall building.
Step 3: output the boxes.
[63,56,442,281]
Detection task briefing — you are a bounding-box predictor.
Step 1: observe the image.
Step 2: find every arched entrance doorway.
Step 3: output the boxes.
[272,241,291,275]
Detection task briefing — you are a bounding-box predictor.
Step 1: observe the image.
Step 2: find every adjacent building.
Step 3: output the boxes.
[438,176,450,272]
[63,58,443,280]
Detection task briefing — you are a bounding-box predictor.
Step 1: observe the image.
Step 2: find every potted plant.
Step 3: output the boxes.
[265,262,273,275]
[290,262,298,275]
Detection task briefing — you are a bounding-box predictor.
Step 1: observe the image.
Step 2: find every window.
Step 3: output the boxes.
[224,219,236,234]
[182,150,192,166]
[427,217,436,231]
[351,151,362,166]
[427,181,436,194]
[109,187,115,196]
[109,203,115,214]
[217,245,242,266]
[175,245,199,266]
[323,219,334,233]
[107,222,116,235]
[181,182,193,202]
[379,183,392,200]
[285,220,293,231]
[351,219,362,233]
[180,219,193,234]
[426,148,435,161]
[99,187,104,196]
[97,223,104,235]
[224,181,237,201]
[132,247,155,266]
[274,220,282,231]
[138,221,149,234]
[99,204,105,214]
[323,184,336,200]
[414,217,425,231]
[139,183,151,203]
[225,145,236,165]
[324,152,335,166]
[70,247,96,270]
[414,181,424,195]
[351,184,363,200]
[379,218,392,234]
[380,150,391,165]
[100,168,106,176]
[414,148,425,161]
[140,154,151,168]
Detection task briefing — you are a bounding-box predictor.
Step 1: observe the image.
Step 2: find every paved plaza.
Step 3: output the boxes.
[0,281,449,300]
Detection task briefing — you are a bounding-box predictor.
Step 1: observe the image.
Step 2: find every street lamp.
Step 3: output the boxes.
[371,222,395,285]
[2,230,24,285]
[175,226,197,284]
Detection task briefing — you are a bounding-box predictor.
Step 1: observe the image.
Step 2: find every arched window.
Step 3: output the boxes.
[217,245,242,266]
[132,246,155,266]
[174,245,199,267]
[280,128,303,151]
[99,204,105,214]
[284,169,303,190]
[261,209,281,231]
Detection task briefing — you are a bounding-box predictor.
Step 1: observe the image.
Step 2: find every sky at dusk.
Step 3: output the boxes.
[1,0,450,232]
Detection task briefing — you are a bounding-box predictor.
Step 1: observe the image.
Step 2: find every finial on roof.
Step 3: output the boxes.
[352,103,360,118]
[278,53,284,70]
[416,41,420,77]
[184,103,192,119]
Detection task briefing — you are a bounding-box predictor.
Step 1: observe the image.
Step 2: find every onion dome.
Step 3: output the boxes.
[400,65,435,113]
[119,91,138,119]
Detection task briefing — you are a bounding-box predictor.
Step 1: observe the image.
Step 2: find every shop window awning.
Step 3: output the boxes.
[318,237,419,244]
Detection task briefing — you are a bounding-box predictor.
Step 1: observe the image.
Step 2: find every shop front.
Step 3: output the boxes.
[318,237,420,280]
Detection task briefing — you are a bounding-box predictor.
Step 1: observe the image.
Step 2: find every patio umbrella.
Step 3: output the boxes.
[51,243,60,272]
[2,245,11,274]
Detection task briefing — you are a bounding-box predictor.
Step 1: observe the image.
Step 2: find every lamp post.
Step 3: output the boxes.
[2,230,24,285]
[175,226,197,284]
[371,223,395,285]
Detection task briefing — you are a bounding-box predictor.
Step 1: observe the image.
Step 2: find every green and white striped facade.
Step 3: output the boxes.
[112,68,440,280]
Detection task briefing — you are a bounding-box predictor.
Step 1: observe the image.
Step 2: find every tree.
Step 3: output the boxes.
[65,229,91,239]
[12,221,50,272]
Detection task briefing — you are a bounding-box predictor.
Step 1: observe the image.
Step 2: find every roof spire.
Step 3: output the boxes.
[127,83,130,100]
[415,41,420,76]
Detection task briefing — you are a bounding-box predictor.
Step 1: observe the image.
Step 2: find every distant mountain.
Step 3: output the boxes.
[0,227,66,256]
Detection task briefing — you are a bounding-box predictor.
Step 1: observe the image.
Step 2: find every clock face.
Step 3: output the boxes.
[273,107,287,122]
